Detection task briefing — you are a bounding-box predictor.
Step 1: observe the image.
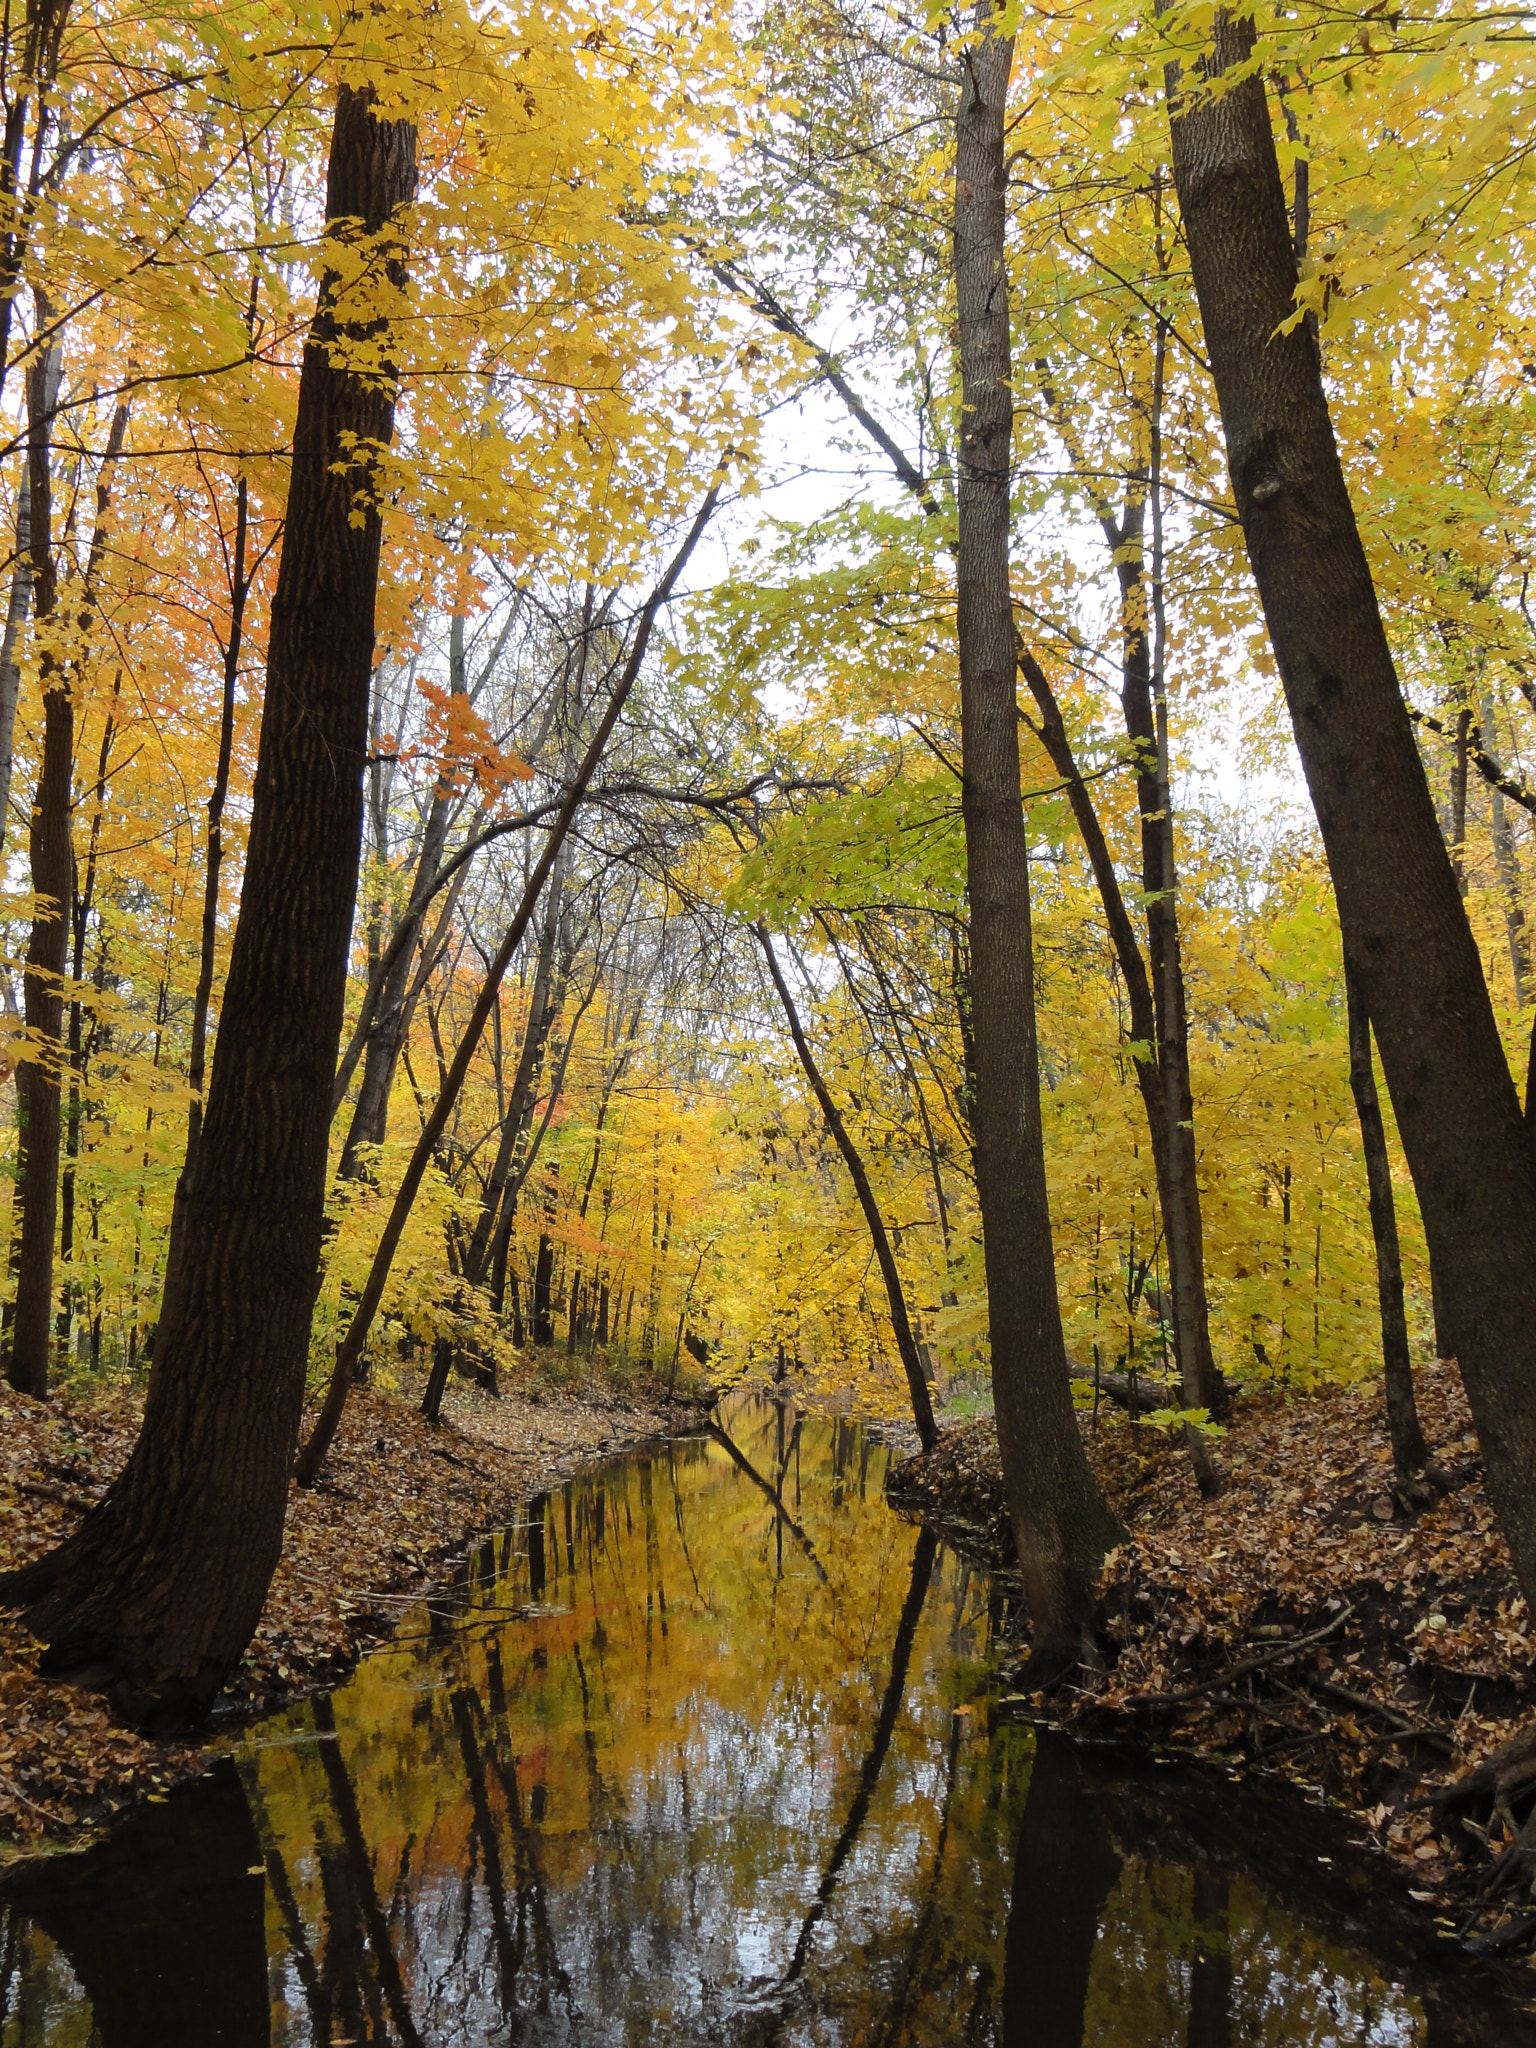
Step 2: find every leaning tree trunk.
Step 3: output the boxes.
[754,922,938,1451]
[6,324,67,1399]
[954,1,1121,1660]
[0,85,418,1723]
[1343,958,1428,1482]
[1165,17,1536,1600]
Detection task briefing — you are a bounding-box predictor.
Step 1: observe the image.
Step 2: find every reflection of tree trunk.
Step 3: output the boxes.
[874,1707,965,2048]
[1001,1731,1121,2048]
[527,1491,547,1601]
[1185,1868,1232,2048]
[311,1695,425,2048]
[239,1763,330,2043]
[785,1526,938,1982]
[708,1419,828,1583]
[483,1642,576,2013]
[450,1688,524,2007]
[1,1756,270,2048]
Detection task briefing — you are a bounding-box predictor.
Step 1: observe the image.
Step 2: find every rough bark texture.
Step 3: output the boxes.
[755,922,939,1451]
[1344,959,1428,1480]
[954,4,1122,1657]
[1166,19,1536,1599]
[6,330,67,1398]
[0,86,418,1721]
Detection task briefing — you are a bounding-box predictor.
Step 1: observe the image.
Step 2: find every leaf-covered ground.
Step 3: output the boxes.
[0,1365,703,1857]
[888,1362,1536,1952]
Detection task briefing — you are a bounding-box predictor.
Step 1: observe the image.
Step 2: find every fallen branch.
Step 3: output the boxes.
[1117,1603,1355,1712]
[14,1478,100,1515]
[1309,1676,1451,1749]
[0,1771,62,1823]
[1065,1357,1176,1414]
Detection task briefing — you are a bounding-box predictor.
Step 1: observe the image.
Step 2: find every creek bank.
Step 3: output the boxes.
[887,1361,1536,1956]
[0,1360,709,1858]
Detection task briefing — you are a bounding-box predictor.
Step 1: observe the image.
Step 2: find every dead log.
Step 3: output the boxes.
[1065,1356,1176,1415]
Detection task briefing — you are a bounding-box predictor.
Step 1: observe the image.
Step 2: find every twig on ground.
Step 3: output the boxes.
[1117,1604,1355,1712]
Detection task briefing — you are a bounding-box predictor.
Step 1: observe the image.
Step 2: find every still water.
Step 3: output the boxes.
[1,1397,1531,2046]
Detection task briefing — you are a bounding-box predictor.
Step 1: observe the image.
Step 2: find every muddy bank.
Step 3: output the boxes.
[888,1362,1536,1951]
[0,1362,710,1855]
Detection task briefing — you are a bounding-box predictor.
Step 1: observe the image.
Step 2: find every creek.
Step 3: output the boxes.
[1,1394,1531,2046]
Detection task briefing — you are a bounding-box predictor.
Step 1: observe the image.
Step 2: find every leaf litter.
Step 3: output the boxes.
[888,1361,1536,1957]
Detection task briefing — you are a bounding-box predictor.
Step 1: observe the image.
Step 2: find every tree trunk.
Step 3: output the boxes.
[1485,693,1529,1008]
[1165,19,1536,1601]
[162,468,251,1301]
[532,1230,555,1345]
[754,922,938,1450]
[1344,959,1428,1481]
[56,403,131,1349]
[0,86,418,1722]
[7,321,68,1399]
[338,621,467,1176]
[1020,653,1224,1431]
[954,1,1122,1659]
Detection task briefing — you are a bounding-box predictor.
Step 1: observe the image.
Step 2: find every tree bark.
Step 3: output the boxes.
[754,921,938,1450]
[6,318,68,1398]
[0,85,418,1721]
[1344,959,1428,1480]
[1165,18,1536,1600]
[954,2,1122,1658]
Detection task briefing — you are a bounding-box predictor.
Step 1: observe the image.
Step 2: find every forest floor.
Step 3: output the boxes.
[0,1354,711,1859]
[889,1360,1536,1957]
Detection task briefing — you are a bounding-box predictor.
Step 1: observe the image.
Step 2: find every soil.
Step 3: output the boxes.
[0,1358,711,1859]
[887,1361,1536,1957]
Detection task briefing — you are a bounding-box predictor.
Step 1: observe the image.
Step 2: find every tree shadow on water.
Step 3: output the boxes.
[0,1756,269,2048]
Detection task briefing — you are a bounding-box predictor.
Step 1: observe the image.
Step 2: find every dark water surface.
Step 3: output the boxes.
[2,1396,1532,2046]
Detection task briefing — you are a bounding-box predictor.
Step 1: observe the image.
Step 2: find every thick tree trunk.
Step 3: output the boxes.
[954,3,1122,1658]
[7,326,67,1398]
[1344,959,1428,1481]
[755,923,938,1449]
[0,86,418,1721]
[1165,19,1536,1599]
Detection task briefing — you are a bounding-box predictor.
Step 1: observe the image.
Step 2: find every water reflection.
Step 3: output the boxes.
[1,1396,1528,2045]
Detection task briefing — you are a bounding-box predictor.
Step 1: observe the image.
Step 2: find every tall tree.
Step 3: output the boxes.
[953,0,1121,1660]
[6,315,68,1398]
[0,82,419,1721]
[1164,13,1536,1599]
